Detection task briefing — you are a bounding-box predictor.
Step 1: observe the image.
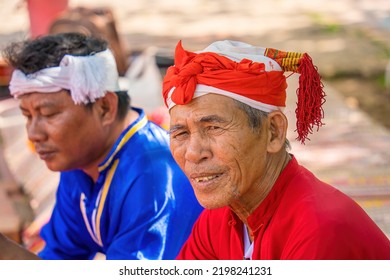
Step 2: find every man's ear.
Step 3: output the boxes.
[94,91,118,125]
[267,110,288,153]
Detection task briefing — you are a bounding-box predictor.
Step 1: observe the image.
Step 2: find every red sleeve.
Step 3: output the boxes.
[280,218,390,260]
[176,210,218,260]
[276,195,390,260]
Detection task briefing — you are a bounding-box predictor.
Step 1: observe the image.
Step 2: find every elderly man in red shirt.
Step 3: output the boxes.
[162,40,390,260]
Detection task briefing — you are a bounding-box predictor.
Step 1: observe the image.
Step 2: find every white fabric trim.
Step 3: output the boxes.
[9,49,120,105]
[243,224,254,260]
[166,87,177,109]
[167,84,284,112]
[193,85,283,112]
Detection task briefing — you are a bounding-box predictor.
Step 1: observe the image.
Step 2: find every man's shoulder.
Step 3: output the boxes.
[131,120,169,147]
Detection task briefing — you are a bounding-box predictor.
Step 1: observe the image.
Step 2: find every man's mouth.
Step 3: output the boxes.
[38,151,54,160]
[194,174,220,183]
[35,148,56,160]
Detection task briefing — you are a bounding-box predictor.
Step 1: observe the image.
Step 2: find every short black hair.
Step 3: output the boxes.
[3,32,107,74]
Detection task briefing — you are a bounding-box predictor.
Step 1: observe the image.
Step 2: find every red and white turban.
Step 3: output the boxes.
[9,49,120,105]
[162,40,326,143]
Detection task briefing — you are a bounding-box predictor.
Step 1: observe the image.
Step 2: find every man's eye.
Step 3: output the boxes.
[41,111,58,118]
[207,126,223,132]
[172,131,189,140]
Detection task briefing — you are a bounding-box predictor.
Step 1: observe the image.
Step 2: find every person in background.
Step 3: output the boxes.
[162,40,390,260]
[26,0,69,38]
[0,32,203,260]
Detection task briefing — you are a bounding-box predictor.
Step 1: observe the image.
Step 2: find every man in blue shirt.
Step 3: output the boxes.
[0,32,203,259]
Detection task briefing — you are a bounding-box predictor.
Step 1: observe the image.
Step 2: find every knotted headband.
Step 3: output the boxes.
[9,49,120,105]
[162,40,326,143]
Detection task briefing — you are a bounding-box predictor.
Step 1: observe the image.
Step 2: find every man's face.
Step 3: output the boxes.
[169,94,269,209]
[19,90,109,172]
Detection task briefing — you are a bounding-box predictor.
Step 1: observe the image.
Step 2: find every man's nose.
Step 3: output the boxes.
[26,118,47,143]
[184,132,212,164]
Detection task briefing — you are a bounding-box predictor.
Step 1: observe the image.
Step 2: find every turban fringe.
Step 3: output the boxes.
[265,48,326,143]
[163,41,326,144]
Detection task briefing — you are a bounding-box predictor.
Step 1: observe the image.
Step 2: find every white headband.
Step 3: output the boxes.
[9,49,120,104]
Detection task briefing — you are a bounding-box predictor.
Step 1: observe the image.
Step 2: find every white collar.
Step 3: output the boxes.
[243,224,254,260]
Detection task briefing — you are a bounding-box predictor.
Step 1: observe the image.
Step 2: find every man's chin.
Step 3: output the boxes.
[44,161,67,172]
[196,196,226,210]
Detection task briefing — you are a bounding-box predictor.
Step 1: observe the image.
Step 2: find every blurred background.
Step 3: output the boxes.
[0,0,389,253]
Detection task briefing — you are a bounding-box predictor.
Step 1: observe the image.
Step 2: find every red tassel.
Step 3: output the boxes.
[296,53,326,144]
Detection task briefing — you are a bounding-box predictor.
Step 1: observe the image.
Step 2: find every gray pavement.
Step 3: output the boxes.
[0,0,389,244]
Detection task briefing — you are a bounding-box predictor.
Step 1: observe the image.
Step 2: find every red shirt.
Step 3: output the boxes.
[177,156,390,260]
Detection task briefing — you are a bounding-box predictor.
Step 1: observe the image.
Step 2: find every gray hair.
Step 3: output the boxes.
[233,100,291,150]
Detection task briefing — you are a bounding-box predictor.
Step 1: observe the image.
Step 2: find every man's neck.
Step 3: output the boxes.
[230,151,291,226]
[83,109,140,182]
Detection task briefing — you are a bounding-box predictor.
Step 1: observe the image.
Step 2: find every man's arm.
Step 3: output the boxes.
[0,233,41,260]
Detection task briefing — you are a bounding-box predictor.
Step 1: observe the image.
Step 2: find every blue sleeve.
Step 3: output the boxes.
[104,172,170,259]
[103,150,203,260]
[38,173,98,259]
[38,124,203,260]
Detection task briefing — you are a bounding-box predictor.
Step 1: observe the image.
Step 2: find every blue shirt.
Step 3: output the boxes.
[38,108,203,259]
